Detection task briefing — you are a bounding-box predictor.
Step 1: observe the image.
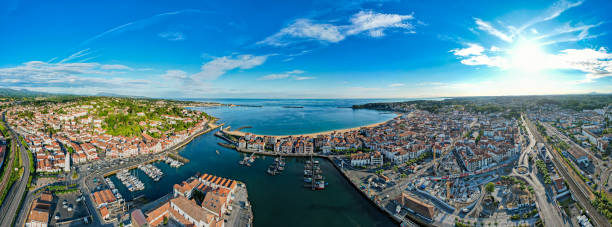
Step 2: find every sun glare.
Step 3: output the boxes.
[509,40,547,72]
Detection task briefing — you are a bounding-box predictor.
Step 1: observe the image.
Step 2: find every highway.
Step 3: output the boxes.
[525,117,611,227]
[0,112,32,227]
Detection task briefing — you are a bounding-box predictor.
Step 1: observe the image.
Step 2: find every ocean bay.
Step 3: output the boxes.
[110,99,399,226]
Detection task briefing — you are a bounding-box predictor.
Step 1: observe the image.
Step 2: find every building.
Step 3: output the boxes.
[350,152,384,167]
[147,173,240,227]
[563,147,589,167]
[131,209,148,227]
[399,192,435,222]
[26,193,53,227]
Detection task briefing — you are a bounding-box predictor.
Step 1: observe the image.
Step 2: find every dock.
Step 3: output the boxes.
[167,152,190,164]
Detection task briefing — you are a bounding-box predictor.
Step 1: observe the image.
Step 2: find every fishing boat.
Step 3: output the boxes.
[315,181,326,190]
[248,153,256,163]
[304,177,312,183]
[267,165,278,175]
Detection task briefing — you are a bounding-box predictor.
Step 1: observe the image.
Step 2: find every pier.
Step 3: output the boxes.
[167,152,189,164]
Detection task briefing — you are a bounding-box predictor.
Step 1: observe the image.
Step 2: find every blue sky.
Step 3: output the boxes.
[1,0,611,98]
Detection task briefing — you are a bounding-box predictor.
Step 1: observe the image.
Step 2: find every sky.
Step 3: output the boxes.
[0,0,611,98]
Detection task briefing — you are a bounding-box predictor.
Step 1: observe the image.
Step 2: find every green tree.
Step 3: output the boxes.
[485,182,495,193]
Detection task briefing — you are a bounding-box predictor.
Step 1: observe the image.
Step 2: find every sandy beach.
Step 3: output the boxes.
[223,114,400,138]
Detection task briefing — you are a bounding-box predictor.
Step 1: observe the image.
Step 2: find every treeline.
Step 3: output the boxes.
[353,94,612,115]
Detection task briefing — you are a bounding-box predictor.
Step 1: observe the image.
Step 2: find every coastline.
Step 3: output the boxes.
[223,113,400,138]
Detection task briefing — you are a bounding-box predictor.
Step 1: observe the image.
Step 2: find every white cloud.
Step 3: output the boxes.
[193,54,268,80]
[388,83,405,87]
[474,18,513,42]
[454,46,612,82]
[259,19,345,46]
[346,10,414,37]
[158,31,185,41]
[0,61,149,88]
[58,48,91,63]
[451,44,485,57]
[459,55,509,68]
[293,76,315,80]
[258,69,313,80]
[161,70,188,80]
[79,9,201,46]
[259,73,290,80]
[286,69,305,74]
[259,10,416,46]
[100,64,132,70]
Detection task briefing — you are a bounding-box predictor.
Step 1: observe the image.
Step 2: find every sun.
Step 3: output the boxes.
[509,40,548,72]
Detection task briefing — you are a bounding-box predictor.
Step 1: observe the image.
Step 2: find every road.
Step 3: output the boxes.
[0,113,32,227]
[517,115,565,227]
[525,117,610,227]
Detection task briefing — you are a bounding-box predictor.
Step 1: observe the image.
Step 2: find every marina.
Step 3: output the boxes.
[116,169,145,192]
[137,164,163,181]
[104,177,124,200]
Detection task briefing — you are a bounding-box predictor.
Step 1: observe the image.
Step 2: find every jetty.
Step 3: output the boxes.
[167,152,189,164]
[138,164,163,181]
[164,156,185,168]
[303,157,326,190]
[217,142,236,149]
[116,169,145,192]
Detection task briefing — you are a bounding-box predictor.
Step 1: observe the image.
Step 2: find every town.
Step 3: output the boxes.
[0,94,611,227]
[230,96,612,227]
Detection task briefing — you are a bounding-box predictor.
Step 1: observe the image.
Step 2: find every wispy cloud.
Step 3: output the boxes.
[346,10,414,37]
[192,54,268,81]
[0,61,147,88]
[79,9,201,47]
[100,64,132,70]
[259,73,290,80]
[474,0,584,43]
[388,83,405,87]
[517,0,583,32]
[293,76,315,80]
[158,31,186,41]
[258,10,416,46]
[58,48,91,63]
[474,18,513,42]
[161,70,188,80]
[258,19,345,46]
[452,0,610,82]
[258,69,314,80]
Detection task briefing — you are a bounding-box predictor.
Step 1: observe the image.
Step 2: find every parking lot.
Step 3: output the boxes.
[50,192,90,226]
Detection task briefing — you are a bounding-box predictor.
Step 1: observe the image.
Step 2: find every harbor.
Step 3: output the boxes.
[107,129,395,226]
